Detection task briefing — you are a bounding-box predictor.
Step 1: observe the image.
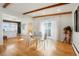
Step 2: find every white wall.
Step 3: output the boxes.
[72,4,79,55]
[33,14,72,40]
[21,16,33,35]
[2,14,21,22]
[0,14,3,45]
[59,14,72,41]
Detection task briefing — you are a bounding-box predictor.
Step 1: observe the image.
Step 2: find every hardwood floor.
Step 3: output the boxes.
[0,36,76,56]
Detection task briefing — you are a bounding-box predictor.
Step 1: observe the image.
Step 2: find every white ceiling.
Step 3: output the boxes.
[0,3,77,18]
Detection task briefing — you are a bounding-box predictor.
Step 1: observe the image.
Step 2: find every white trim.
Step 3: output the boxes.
[72,43,79,56]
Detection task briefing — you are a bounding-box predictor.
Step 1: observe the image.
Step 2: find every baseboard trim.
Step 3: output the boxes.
[72,43,79,56]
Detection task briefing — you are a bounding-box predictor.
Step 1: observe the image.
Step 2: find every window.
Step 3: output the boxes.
[3,22,18,37]
[41,21,57,40]
[44,23,51,36]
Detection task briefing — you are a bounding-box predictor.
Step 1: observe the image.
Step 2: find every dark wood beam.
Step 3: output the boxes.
[3,3,10,8]
[32,11,72,18]
[23,3,69,15]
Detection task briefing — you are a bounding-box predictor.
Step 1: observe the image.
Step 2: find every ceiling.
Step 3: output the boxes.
[0,3,76,18]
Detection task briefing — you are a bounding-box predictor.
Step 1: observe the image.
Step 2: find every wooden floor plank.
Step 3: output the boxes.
[0,36,76,56]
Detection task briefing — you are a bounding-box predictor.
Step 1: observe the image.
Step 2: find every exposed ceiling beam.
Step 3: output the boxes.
[3,3,11,8]
[23,3,69,15]
[32,11,72,18]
